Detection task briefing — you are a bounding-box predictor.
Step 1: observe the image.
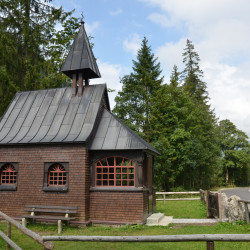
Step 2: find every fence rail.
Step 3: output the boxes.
[156,191,200,204]
[0,211,54,250]
[43,234,250,250]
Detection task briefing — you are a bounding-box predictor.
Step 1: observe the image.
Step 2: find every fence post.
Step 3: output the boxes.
[206,190,210,218]
[6,222,11,250]
[243,202,249,223]
[207,241,214,250]
[218,191,222,222]
[163,194,166,204]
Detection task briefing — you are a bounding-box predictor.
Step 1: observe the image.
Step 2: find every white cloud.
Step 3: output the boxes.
[148,13,172,27]
[123,33,141,55]
[141,0,250,136]
[156,38,186,78]
[85,21,100,34]
[90,60,123,109]
[109,8,123,16]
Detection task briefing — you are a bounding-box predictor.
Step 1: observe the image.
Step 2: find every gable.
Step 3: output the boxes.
[90,109,159,155]
[0,84,108,145]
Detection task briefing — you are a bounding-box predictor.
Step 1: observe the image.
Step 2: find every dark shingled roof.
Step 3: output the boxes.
[90,109,160,155]
[61,22,101,79]
[0,84,107,144]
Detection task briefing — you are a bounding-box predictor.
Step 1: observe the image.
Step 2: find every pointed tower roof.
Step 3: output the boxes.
[61,22,101,79]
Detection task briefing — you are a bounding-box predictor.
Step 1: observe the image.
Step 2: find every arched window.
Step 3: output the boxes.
[0,163,17,185]
[95,157,135,187]
[48,163,67,186]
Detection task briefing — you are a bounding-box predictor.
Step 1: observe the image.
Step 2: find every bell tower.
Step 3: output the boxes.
[61,21,101,96]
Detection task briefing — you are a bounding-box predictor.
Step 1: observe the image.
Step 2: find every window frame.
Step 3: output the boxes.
[95,156,135,187]
[0,163,18,191]
[43,162,69,192]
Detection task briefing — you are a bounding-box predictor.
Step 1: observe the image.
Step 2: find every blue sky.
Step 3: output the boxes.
[54,0,250,136]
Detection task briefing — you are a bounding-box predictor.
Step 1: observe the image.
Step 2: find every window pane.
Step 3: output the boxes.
[97,168,102,173]
[109,180,114,185]
[122,174,127,179]
[122,168,127,173]
[116,180,121,186]
[103,174,108,180]
[97,180,102,186]
[97,174,102,179]
[100,158,108,166]
[109,168,114,173]
[103,180,108,186]
[116,157,123,166]
[122,180,127,186]
[107,157,114,166]
[109,174,114,179]
[116,174,121,180]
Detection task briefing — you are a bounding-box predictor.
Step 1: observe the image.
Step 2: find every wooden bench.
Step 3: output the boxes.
[21,205,78,233]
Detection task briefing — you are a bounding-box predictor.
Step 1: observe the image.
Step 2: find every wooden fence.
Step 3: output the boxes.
[0,211,54,250]
[156,191,200,204]
[43,234,250,250]
[238,200,250,223]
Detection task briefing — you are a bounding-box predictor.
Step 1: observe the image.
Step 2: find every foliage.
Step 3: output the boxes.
[216,119,250,185]
[152,62,220,190]
[0,0,81,116]
[113,37,163,142]
[182,39,207,102]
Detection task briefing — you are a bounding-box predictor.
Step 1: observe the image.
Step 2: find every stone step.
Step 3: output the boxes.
[146,213,165,225]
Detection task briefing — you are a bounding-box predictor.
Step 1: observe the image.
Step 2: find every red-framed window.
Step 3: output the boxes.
[48,163,67,186]
[95,157,135,187]
[0,164,17,185]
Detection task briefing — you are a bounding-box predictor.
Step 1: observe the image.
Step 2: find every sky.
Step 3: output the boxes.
[54,0,250,136]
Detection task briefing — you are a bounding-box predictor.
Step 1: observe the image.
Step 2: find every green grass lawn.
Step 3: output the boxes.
[0,200,249,250]
[157,200,207,218]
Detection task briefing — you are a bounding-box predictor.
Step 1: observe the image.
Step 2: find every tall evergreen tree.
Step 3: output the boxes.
[181,40,220,188]
[0,0,81,116]
[113,37,163,142]
[182,39,207,102]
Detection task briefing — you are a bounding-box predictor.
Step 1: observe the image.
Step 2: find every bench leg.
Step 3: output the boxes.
[22,218,27,227]
[58,220,62,234]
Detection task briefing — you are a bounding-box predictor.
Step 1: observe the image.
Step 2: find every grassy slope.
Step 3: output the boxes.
[0,200,249,250]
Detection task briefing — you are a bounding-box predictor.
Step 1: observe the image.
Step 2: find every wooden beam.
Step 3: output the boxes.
[72,73,77,96]
[78,72,83,96]
[43,234,250,242]
[0,211,54,250]
[0,230,21,250]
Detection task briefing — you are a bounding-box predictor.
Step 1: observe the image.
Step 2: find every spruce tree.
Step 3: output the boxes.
[181,39,220,188]
[182,39,207,102]
[113,37,163,142]
[0,0,81,116]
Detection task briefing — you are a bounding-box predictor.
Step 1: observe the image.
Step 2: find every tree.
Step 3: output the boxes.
[181,40,220,188]
[113,37,163,142]
[0,0,81,116]
[182,39,207,102]
[151,64,220,190]
[217,119,250,185]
